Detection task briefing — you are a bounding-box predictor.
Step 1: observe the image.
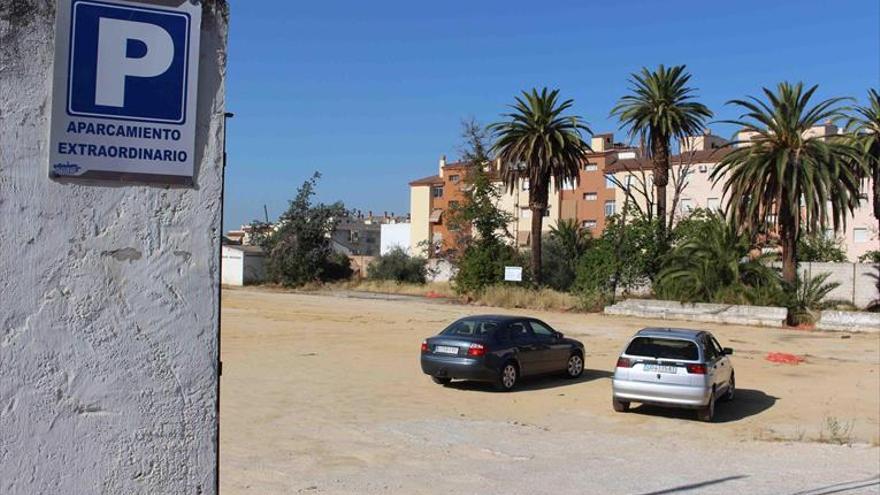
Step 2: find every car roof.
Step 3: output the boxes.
[635,327,706,340]
[457,315,531,323]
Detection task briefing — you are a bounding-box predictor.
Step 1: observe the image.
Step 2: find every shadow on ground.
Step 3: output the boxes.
[444,368,613,393]
[631,388,778,423]
[636,475,749,494]
[629,388,777,423]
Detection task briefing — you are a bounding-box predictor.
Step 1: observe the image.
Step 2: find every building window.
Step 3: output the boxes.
[520,208,531,219]
[582,220,597,229]
[605,174,615,189]
[679,199,693,212]
[604,200,616,217]
[707,197,720,210]
[449,174,460,183]
[854,228,868,243]
[584,162,598,172]
[583,192,597,201]
[522,179,530,191]
[562,179,576,191]
[349,230,359,243]
[543,208,550,217]
[432,186,443,198]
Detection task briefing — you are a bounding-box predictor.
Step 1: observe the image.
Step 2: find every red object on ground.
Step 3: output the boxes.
[766,352,805,364]
[425,291,444,299]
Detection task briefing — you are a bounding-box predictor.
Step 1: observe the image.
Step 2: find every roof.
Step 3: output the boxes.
[605,147,733,174]
[409,174,443,186]
[636,327,705,339]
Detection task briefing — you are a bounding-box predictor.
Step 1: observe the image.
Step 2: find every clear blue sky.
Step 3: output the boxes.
[223,0,879,229]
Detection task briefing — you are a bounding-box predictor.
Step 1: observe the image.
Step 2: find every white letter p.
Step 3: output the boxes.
[95,18,174,108]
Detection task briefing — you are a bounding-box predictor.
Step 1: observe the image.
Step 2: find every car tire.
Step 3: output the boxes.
[721,372,735,402]
[431,376,452,386]
[612,398,630,413]
[697,391,715,422]
[495,362,518,392]
[565,353,584,378]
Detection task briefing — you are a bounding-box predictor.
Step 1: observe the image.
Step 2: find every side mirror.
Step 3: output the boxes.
[723,347,734,355]
[555,331,564,339]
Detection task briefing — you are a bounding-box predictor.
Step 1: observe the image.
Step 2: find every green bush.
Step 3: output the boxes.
[573,239,616,294]
[859,250,880,263]
[798,232,848,262]
[453,241,525,295]
[367,248,428,284]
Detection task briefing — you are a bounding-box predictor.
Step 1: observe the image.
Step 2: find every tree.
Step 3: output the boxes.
[259,172,352,287]
[611,65,712,240]
[845,89,880,236]
[712,82,862,285]
[448,120,519,294]
[489,88,591,285]
[367,248,428,284]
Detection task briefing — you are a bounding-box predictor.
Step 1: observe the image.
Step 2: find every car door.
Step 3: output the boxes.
[710,335,732,388]
[701,335,723,391]
[528,320,568,373]
[508,321,539,376]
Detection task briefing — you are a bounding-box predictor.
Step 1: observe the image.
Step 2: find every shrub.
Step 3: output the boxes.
[859,250,880,263]
[475,286,578,311]
[453,241,525,295]
[785,272,842,325]
[576,289,610,313]
[367,248,428,284]
[573,239,616,294]
[798,232,848,262]
[655,211,782,305]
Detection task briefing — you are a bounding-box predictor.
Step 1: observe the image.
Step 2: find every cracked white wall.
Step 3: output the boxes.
[0,1,227,493]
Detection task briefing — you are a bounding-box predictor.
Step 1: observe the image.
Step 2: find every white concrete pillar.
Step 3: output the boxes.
[0,1,227,492]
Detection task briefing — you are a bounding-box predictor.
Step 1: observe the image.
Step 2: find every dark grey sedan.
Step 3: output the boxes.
[420,315,585,391]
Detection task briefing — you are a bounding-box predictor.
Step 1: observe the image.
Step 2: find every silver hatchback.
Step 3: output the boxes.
[611,328,734,422]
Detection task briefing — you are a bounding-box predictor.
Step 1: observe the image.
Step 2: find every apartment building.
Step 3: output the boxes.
[408,134,632,254]
[607,126,878,261]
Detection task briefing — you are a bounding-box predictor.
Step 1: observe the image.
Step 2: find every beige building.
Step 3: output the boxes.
[608,126,878,261]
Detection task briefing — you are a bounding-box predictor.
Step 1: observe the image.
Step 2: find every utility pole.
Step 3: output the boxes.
[216,110,233,495]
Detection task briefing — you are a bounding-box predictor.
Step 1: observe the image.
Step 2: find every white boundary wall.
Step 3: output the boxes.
[0,1,227,493]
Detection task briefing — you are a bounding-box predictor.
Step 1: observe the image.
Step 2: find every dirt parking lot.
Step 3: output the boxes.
[220,288,880,494]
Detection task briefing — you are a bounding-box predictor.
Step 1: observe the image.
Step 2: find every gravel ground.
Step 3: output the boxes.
[220,288,880,494]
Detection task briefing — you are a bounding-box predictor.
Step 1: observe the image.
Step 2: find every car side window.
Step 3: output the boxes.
[702,336,718,361]
[508,322,532,343]
[529,321,556,342]
[710,336,725,357]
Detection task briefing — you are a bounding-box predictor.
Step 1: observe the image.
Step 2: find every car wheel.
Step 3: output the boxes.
[566,353,584,378]
[721,372,735,402]
[697,391,715,422]
[431,376,452,386]
[495,363,518,392]
[612,398,630,413]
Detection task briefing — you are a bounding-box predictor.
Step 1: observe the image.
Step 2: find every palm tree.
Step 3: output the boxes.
[845,89,880,235]
[712,82,862,285]
[490,88,591,284]
[611,65,713,238]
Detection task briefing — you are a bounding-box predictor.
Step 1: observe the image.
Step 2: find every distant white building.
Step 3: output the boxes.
[380,222,411,255]
[221,245,267,286]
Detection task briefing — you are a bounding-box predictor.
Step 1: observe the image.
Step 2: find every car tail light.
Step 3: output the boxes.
[467,343,486,357]
[616,357,632,368]
[420,341,429,353]
[686,363,707,374]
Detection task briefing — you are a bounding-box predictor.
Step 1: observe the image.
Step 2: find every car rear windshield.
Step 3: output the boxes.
[441,319,498,338]
[625,337,699,361]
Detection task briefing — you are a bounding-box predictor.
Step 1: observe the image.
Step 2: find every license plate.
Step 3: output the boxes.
[643,364,678,374]
[435,345,459,355]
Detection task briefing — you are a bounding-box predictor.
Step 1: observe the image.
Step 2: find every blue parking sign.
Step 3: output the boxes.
[50,0,201,185]
[68,0,191,124]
